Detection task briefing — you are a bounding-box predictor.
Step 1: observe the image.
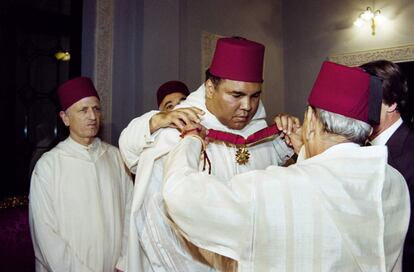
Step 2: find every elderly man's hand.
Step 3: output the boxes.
[150,107,204,134]
[274,114,303,154]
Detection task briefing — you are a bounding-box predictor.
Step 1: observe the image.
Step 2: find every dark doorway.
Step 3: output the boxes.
[397,61,414,129]
[1,0,83,199]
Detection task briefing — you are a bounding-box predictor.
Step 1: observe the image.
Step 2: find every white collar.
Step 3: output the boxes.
[371,118,403,146]
[67,136,100,151]
[298,142,387,164]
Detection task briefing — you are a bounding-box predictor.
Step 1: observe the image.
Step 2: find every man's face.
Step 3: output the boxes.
[60,96,101,146]
[159,92,187,111]
[205,79,262,130]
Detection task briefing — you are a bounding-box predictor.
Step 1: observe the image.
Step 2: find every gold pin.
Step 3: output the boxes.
[235,146,250,165]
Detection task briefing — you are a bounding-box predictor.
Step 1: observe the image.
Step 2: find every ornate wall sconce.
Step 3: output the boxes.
[354,7,385,36]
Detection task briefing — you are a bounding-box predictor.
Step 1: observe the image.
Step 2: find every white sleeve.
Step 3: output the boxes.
[29,163,94,272]
[118,110,161,173]
[115,155,134,272]
[163,137,256,261]
[382,165,410,272]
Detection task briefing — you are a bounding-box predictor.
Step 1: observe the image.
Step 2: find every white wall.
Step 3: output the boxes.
[82,0,182,144]
[283,0,414,119]
[99,0,182,144]
[141,0,181,112]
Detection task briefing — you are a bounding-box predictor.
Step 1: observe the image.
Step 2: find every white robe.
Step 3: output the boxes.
[118,84,293,271]
[164,137,410,272]
[29,137,133,272]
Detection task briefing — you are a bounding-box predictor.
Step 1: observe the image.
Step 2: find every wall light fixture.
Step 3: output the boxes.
[354,7,385,36]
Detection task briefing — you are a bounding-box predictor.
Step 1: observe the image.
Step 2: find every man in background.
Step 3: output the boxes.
[29,77,133,272]
[361,60,414,270]
[157,80,190,111]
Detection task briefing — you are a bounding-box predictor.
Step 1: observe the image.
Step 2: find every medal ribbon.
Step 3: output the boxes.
[182,125,281,172]
[206,124,281,146]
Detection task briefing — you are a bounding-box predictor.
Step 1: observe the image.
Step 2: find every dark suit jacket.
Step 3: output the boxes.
[386,122,414,270]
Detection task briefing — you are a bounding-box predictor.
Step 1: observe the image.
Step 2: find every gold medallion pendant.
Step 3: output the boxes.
[235,146,250,165]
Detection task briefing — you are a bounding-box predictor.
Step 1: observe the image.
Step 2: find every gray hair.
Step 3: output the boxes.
[317,109,372,145]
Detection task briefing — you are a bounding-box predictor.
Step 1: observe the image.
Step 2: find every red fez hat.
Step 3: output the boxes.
[209,37,265,82]
[308,61,382,124]
[58,77,100,111]
[156,80,190,106]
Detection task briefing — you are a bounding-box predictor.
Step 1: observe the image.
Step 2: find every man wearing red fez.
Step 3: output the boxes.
[156,80,190,111]
[29,77,133,272]
[162,61,409,271]
[119,37,295,271]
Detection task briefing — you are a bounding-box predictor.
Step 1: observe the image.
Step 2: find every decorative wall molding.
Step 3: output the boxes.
[94,0,113,142]
[201,31,222,79]
[329,44,414,66]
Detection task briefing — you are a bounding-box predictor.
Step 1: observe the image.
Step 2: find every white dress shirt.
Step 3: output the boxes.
[371,118,403,145]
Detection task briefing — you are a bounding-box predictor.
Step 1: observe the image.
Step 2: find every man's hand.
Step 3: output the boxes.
[180,123,208,151]
[274,114,303,154]
[180,123,207,140]
[149,107,204,134]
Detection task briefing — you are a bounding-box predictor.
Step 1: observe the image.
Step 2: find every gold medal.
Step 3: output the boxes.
[235,146,250,165]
